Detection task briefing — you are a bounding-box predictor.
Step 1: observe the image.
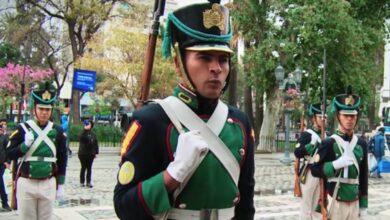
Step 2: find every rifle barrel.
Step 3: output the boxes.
[136,0,166,109]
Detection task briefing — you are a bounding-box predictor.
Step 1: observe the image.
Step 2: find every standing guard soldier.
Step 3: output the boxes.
[311,87,368,219]
[6,81,67,220]
[114,2,255,220]
[294,102,326,220]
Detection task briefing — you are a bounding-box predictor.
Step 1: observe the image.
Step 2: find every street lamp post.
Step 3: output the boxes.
[275,64,302,165]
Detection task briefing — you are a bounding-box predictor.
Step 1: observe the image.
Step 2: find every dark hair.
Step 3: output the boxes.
[378,127,385,133]
[83,119,94,129]
[0,118,6,123]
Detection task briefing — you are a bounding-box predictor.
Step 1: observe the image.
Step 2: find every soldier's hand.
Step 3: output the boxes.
[332,154,354,170]
[359,208,368,218]
[24,130,35,147]
[166,130,209,183]
[56,185,65,200]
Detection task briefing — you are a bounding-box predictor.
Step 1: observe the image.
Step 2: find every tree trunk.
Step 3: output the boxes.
[254,90,263,146]
[257,88,282,152]
[227,63,238,107]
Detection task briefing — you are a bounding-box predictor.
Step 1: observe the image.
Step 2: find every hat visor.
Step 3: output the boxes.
[36,104,53,109]
[185,44,233,54]
[314,113,327,118]
[339,109,358,115]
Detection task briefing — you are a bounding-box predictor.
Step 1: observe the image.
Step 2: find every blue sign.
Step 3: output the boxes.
[73,69,96,92]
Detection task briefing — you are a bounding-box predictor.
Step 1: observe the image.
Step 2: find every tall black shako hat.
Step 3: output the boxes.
[308,102,326,117]
[30,81,57,109]
[161,2,233,58]
[331,86,361,115]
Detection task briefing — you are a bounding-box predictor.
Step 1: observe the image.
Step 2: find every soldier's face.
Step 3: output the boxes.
[338,113,357,132]
[313,115,326,129]
[35,106,52,125]
[184,50,230,99]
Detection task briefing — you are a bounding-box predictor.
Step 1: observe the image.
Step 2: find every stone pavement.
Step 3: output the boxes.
[1,147,390,220]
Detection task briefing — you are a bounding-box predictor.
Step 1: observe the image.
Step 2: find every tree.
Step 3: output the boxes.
[0,42,22,67]
[78,3,176,109]
[231,0,387,151]
[20,0,129,124]
[0,63,53,118]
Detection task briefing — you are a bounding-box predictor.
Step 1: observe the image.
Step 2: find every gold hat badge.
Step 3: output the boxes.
[203,4,225,31]
[345,95,355,106]
[42,90,52,100]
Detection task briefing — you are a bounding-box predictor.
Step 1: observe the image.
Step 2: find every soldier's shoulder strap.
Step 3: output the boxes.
[331,134,359,174]
[156,96,239,186]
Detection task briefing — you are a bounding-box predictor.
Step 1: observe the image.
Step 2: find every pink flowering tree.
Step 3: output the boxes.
[0,63,53,117]
[283,88,300,110]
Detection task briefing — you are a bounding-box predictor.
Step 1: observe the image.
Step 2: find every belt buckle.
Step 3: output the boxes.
[199,209,218,220]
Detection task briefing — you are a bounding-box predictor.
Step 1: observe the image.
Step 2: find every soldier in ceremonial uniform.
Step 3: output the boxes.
[6,81,67,220]
[114,2,255,220]
[294,102,326,220]
[311,88,368,220]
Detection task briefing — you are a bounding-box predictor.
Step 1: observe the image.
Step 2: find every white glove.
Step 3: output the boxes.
[166,130,209,183]
[56,185,65,200]
[359,208,367,218]
[24,130,34,147]
[310,135,321,145]
[332,155,354,170]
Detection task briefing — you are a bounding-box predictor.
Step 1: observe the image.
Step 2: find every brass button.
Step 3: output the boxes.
[239,148,245,156]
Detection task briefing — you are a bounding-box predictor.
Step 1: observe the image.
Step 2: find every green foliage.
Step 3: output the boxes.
[0,42,22,67]
[69,123,122,144]
[231,0,387,122]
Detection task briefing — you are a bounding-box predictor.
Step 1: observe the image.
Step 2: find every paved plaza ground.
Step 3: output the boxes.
[1,147,390,220]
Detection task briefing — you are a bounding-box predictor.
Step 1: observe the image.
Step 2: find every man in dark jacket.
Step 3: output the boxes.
[0,118,11,211]
[370,127,386,178]
[78,119,99,188]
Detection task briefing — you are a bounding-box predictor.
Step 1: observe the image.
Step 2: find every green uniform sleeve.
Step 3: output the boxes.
[323,161,336,177]
[305,143,316,155]
[20,143,29,153]
[359,195,368,208]
[57,175,65,185]
[141,172,172,214]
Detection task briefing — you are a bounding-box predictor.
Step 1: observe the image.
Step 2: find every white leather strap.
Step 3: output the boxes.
[25,156,57,162]
[162,96,240,186]
[207,99,228,136]
[26,120,56,157]
[328,177,359,184]
[306,129,321,145]
[168,207,235,220]
[331,134,359,177]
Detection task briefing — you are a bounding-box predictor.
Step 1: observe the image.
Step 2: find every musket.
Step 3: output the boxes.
[293,111,306,197]
[10,159,17,209]
[136,0,166,109]
[319,49,328,220]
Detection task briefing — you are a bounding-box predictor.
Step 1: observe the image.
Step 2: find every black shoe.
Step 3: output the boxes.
[2,206,12,212]
[86,183,93,188]
[378,174,383,178]
[80,183,85,187]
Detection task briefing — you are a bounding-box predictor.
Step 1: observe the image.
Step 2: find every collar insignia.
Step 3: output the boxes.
[345,95,354,106]
[203,4,225,31]
[42,90,51,100]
